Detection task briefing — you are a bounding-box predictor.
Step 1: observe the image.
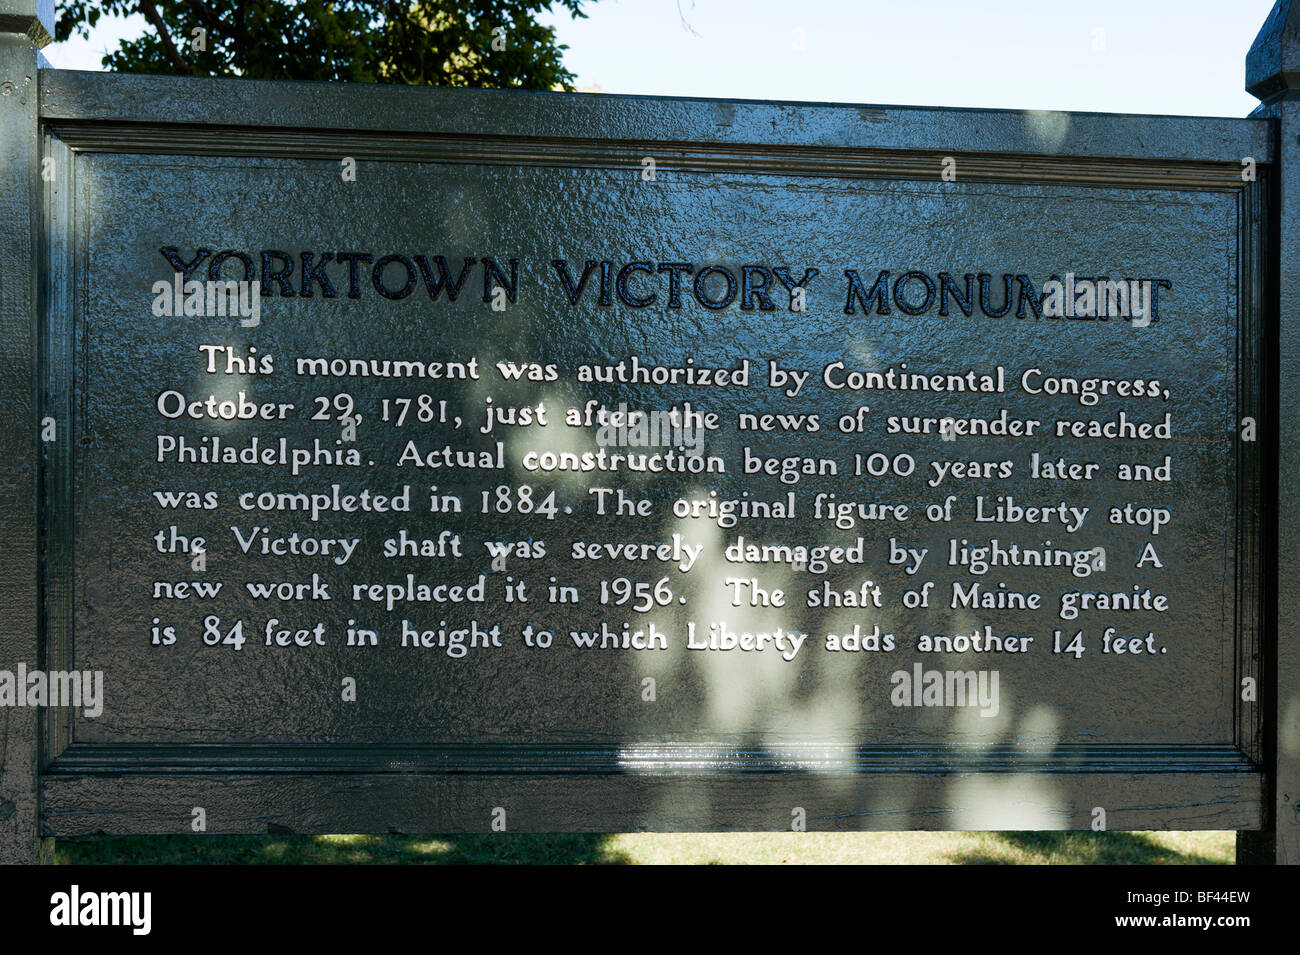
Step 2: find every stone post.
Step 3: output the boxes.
[0,0,52,865]
[1244,0,1300,865]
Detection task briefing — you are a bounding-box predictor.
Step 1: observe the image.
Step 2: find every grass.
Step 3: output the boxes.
[54,830,1235,865]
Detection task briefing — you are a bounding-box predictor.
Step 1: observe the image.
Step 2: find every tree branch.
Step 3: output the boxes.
[138,0,191,73]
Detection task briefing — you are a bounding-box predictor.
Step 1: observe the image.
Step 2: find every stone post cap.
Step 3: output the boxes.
[0,0,53,47]
[1248,0,1300,103]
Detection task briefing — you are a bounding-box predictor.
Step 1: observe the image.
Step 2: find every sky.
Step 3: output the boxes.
[43,0,1278,118]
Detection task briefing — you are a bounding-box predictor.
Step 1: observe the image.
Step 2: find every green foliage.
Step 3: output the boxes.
[54,0,587,88]
[56,830,1234,865]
